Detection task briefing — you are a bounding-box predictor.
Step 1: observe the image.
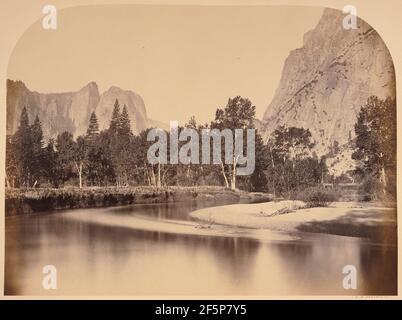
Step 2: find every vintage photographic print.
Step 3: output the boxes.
[1,1,398,298]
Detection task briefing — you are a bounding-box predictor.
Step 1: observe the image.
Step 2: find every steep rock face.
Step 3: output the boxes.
[262,8,395,155]
[7,80,99,139]
[96,86,148,134]
[7,80,153,139]
[147,118,170,131]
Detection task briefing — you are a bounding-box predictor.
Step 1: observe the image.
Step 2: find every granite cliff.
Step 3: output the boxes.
[7,80,155,139]
[262,8,395,159]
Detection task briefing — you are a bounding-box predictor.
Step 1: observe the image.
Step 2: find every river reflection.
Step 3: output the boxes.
[5,201,397,296]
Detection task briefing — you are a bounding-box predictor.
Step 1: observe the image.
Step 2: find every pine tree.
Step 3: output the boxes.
[85,112,100,185]
[31,115,44,146]
[19,106,30,130]
[186,116,197,129]
[110,104,133,186]
[109,99,121,134]
[30,115,44,186]
[119,105,132,137]
[86,112,99,138]
[15,106,33,186]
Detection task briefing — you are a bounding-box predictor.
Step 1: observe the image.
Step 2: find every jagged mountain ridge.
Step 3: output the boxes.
[7,80,159,139]
[262,8,395,156]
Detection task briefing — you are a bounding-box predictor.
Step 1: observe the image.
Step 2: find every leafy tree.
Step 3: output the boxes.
[248,133,269,192]
[211,96,256,189]
[214,96,255,129]
[88,131,115,186]
[267,126,317,196]
[56,131,76,184]
[294,157,323,188]
[42,139,60,187]
[133,128,159,186]
[271,126,315,165]
[352,96,396,197]
[74,136,87,188]
[56,132,87,188]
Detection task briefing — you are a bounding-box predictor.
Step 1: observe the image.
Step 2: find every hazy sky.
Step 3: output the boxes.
[8,4,323,124]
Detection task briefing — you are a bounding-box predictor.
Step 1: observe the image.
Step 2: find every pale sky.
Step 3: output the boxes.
[7,4,323,125]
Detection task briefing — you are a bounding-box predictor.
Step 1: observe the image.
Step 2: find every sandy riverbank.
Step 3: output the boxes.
[190,201,397,241]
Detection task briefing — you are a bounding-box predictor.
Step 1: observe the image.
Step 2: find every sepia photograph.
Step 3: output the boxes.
[2,1,398,297]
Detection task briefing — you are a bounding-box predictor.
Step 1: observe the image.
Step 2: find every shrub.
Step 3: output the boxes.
[293,186,339,207]
[359,175,384,201]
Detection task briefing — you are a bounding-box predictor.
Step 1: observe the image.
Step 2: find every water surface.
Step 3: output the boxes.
[5,200,397,296]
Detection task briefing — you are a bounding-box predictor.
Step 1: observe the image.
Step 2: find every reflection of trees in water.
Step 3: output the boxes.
[268,242,315,293]
[69,215,261,283]
[20,213,261,268]
[5,218,26,295]
[107,199,239,221]
[270,240,362,295]
[95,224,262,285]
[358,244,397,295]
[51,216,262,290]
[272,237,397,295]
[204,237,260,283]
[271,242,314,266]
[6,214,62,294]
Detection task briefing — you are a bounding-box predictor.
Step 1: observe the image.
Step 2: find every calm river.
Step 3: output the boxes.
[5,200,397,296]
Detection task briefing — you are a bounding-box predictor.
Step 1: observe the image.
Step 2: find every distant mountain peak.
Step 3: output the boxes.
[106,85,124,92]
[7,80,159,140]
[84,81,98,89]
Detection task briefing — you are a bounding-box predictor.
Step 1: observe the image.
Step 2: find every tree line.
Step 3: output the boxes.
[5,95,395,198]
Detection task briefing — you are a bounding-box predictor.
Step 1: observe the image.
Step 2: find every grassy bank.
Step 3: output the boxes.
[5,186,273,216]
